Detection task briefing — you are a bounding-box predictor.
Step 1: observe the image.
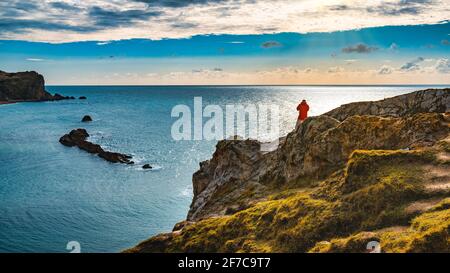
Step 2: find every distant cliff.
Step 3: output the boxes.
[0,70,72,102]
[127,89,450,253]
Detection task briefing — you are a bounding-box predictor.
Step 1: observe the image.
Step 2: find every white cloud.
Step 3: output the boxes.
[389,42,398,51]
[26,58,44,62]
[378,65,394,74]
[434,58,450,73]
[400,57,424,71]
[96,41,110,45]
[0,0,449,42]
[328,66,345,73]
[303,67,315,73]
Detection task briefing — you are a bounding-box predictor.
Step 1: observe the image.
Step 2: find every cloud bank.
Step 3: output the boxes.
[261,41,283,48]
[400,56,425,71]
[342,43,378,53]
[0,0,448,42]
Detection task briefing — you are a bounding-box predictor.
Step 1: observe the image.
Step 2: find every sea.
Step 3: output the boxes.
[0,85,448,253]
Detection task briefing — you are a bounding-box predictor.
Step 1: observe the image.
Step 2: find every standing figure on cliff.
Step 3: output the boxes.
[296,99,310,129]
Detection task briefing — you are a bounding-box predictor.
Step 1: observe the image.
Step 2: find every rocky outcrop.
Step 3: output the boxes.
[53,93,75,101]
[59,129,133,164]
[126,88,450,253]
[127,143,450,253]
[186,89,450,221]
[81,115,93,122]
[188,112,449,220]
[325,88,450,121]
[0,70,73,102]
[188,139,264,220]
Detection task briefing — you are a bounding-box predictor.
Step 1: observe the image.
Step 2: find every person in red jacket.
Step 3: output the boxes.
[296,99,309,129]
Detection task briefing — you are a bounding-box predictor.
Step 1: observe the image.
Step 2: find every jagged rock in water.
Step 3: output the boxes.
[142,164,153,169]
[53,93,75,101]
[59,129,89,147]
[79,96,87,100]
[81,115,93,122]
[59,129,133,164]
[98,151,133,164]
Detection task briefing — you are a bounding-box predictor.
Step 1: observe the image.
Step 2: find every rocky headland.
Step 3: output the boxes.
[2,70,147,168]
[127,88,450,253]
[59,129,134,164]
[0,70,74,103]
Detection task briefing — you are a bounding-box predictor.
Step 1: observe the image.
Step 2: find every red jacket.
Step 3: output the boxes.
[297,101,309,121]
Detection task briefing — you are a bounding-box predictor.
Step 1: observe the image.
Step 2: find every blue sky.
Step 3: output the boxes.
[0,0,449,84]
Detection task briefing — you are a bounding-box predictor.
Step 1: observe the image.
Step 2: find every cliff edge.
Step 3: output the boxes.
[0,70,72,102]
[127,89,450,253]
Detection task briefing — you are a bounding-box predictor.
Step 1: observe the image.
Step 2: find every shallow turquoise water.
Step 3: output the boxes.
[0,85,447,253]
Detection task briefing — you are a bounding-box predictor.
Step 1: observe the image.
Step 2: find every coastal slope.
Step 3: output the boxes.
[127,89,450,253]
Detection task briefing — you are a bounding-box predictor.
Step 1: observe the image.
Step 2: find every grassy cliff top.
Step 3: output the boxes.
[127,138,450,253]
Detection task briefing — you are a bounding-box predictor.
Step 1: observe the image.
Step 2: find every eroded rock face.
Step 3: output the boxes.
[325,88,450,121]
[187,89,450,221]
[0,71,74,102]
[188,139,263,220]
[59,129,133,164]
[275,113,448,180]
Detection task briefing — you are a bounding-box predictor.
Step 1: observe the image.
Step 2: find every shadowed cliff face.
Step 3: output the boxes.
[126,89,450,253]
[0,71,53,102]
